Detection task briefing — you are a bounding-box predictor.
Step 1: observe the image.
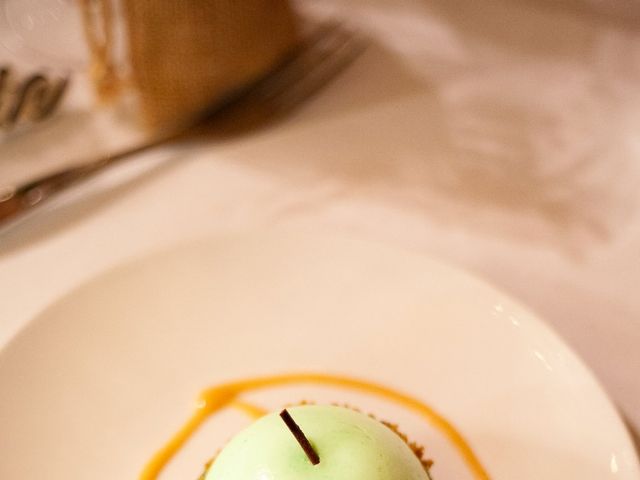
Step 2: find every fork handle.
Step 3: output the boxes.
[0,135,171,227]
[0,161,107,225]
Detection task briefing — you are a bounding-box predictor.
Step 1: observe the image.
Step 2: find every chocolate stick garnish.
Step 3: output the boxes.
[280,409,320,465]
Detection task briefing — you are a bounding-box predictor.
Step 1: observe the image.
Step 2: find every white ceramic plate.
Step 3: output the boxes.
[0,232,638,480]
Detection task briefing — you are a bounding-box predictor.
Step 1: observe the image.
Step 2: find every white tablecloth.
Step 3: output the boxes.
[1,0,639,439]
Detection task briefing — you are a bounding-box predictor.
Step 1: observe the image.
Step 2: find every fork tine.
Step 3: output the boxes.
[32,76,70,121]
[5,74,48,127]
[245,21,347,101]
[259,24,363,104]
[185,21,347,134]
[267,28,367,115]
[0,68,69,131]
[203,22,367,135]
[198,20,346,119]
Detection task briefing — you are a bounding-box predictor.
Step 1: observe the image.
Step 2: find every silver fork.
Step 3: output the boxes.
[0,21,366,228]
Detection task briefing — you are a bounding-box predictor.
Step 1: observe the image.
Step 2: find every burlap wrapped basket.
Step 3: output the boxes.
[79,0,298,130]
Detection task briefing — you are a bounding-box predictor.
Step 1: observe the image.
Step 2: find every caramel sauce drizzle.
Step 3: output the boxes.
[140,373,491,480]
